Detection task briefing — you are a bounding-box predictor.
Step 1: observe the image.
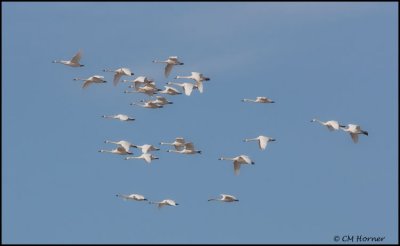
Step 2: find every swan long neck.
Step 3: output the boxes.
[103,69,115,73]
[73,78,85,81]
[242,99,256,102]
[160,142,173,145]
[175,75,191,79]
[152,59,167,63]
[314,119,325,125]
[99,149,113,153]
[104,140,118,144]
[244,138,257,142]
[219,157,234,161]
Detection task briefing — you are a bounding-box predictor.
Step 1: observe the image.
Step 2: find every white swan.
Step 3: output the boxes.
[160,137,186,150]
[208,194,239,202]
[125,84,160,97]
[73,75,106,89]
[132,144,160,154]
[140,96,173,106]
[166,142,202,154]
[102,114,135,121]
[53,50,84,67]
[242,97,275,103]
[131,101,163,109]
[104,140,135,152]
[99,146,133,155]
[116,193,148,201]
[340,124,369,143]
[153,56,184,78]
[218,155,255,176]
[243,135,276,150]
[311,119,345,131]
[125,153,159,164]
[149,199,179,208]
[158,86,182,95]
[166,82,197,96]
[175,72,210,93]
[123,76,154,90]
[103,67,134,86]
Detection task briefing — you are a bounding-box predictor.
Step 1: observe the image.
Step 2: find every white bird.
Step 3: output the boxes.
[208,194,239,202]
[73,75,106,89]
[104,140,135,152]
[132,144,160,154]
[166,142,202,154]
[102,114,135,121]
[140,96,173,106]
[175,72,210,93]
[149,199,179,208]
[242,97,275,103]
[116,193,148,201]
[153,56,184,78]
[158,86,182,96]
[98,146,133,155]
[218,155,255,176]
[125,153,159,164]
[243,135,276,150]
[103,67,134,86]
[175,72,210,83]
[340,124,369,143]
[52,50,84,67]
[131,101,163,109]
[310,119,345,131]
[166,82,198,96]
[160,137,186,150]
[123,76,154,90]
[125,84,160,97]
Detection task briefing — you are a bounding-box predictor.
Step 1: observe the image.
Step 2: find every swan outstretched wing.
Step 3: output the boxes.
[165,64,173,78]
[233,161,240,176]
[350,133,359,143]
[70,51,82,64]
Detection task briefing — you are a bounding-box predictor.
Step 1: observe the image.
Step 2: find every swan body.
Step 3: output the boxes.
[116,193,148,201]
[166,142,202,154]
[340,124,368,143]
[53,50,84,67]
[140,96,173,106]
[131,101,163,109]
[98,146,133,155]
[125,153,159,164]
[160,137,186,150]
[243,135,276,150]
[242,97,275,103]
[149,199,179,208]
[125,84,159,97]
[132,144,160,154]
[218,155,255,176]
[104,140,135,152]
[73,75,106,89]
[311,119,345,131]
[153,56,184,78]
[208,194,239,202]
[102,114,135,121]
[103,67,134,86]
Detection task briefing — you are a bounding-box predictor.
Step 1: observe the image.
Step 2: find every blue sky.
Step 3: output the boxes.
[2,2,398,244]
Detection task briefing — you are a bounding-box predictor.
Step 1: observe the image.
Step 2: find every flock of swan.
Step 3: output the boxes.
[54,50,369,208]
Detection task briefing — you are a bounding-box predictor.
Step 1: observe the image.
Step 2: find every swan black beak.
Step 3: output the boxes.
[251,161,255,165]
